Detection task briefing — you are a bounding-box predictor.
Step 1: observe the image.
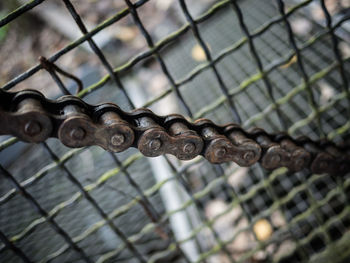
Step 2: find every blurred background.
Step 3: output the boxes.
[1,0,350,262]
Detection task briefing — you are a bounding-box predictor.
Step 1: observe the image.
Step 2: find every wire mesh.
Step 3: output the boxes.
[0,0,350,262]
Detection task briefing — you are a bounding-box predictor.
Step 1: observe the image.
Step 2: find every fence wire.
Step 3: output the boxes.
[1,0,350,262]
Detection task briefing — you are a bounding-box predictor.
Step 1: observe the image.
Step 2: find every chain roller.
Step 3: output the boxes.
[0,89,349,175]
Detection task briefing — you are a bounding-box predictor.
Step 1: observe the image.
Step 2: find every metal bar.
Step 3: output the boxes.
[178,0,242,124]
[6,153,144,262]
[124,0,193,117]
[243,59,348,128]
[218,64,291,259]
[173,164,237,263]
[214,166,268,249]
[239,3,310,129]
[257,167,310,261]
[0,148,83,206]
[194,176,350,262]
[62,0,135,108]
[217,52,305,258]
[301,172,333,252]
[256,1,350,226]
[0,0,315,95]
[79,0,314,99]
[40,62,71,96]
[229,0,287,130]
[109,154,193,263]
[254,2,347,136]
[1,0,150,91]
[0,165,92,263]
[41,143,147,263]
[109,153,161,223]
[175,10,349,90]
[40,54,147,262]
[320,0,350,119]
[276,0,324,137]
[192,27,348,122]
[162,158,208,260]
[0,40,344,206]
[39,56,82,94]
[0,154,343,261]
[0,230,32,263]
[219,50,282,131]
[110,154,195,263]
[0,0,349,262]
[0,0,46,28]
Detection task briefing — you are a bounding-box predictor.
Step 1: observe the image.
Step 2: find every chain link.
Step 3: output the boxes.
[0,88,349,174]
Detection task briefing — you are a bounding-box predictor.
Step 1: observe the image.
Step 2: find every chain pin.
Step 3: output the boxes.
[215,147,227,158]
[149,139,162,151]
[183,142,196,154]
[294,158,305,171]
[270,154,281,164]
[70,127,85,140]
[111,134,125,146]
[243,151,255,162]
[1,89,348,174]
[24,120,42,136]
[319,160,329,171]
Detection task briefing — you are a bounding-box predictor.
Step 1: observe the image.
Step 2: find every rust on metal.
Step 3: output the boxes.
[0,89,349,175]
[252,128,289,170]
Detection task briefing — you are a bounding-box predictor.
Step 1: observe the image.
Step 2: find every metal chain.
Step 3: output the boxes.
[0,88,349,175]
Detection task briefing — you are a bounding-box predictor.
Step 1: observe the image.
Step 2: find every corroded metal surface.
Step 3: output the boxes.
[0,89,349,174]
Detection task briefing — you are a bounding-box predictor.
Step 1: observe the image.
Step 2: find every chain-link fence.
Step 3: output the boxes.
[1,0,350,262]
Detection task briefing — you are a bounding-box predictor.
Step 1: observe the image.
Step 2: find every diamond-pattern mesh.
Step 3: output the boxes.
[1,0,350,262]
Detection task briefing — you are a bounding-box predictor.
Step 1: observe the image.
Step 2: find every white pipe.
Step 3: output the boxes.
[148,157,200,261]
[126,74,200,261]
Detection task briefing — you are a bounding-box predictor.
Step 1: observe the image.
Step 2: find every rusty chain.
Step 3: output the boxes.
[0,88,349,175]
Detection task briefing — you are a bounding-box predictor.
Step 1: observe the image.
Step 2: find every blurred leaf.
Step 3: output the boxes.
[280,54,297,69]
[191,43,211,62]
[254,219,273,241]
[114,26,138,42]
[191,44,206,61]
